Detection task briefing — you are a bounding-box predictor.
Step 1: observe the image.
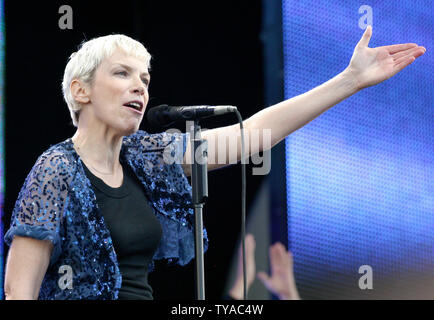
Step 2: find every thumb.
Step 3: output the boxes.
[257,272,271,286]
[357,25,372,48]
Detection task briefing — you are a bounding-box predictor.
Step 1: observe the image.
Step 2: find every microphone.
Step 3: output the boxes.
[146,104,237,127]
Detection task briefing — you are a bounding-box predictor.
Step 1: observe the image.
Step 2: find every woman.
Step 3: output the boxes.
[4,28,425,299]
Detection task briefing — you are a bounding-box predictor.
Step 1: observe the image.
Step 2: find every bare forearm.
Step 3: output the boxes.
[5,291,37,300]
[4,236,52,301]
[228,279,253,300]
[244,68,359,149]
[277,285,301,300]
[198,69,359,171]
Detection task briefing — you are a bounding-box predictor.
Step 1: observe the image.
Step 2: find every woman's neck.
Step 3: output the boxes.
[71,127,124,176]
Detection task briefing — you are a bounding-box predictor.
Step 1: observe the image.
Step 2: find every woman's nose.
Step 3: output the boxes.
[132,85,145,95]
[131,78,146,95]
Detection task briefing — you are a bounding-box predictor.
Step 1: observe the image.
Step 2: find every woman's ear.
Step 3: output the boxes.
[70,79,90,104]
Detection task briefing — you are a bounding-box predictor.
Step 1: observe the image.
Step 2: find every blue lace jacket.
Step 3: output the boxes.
[4,130,208,300]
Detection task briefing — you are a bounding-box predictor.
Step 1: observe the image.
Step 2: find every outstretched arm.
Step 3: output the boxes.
[182,26,426,175]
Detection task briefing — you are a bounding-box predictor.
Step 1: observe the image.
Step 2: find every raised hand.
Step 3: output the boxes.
[228,234,257,300]
[346,25,426,90]
[257,242,300,300]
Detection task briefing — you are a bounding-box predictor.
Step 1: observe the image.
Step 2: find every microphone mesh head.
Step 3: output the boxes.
[146,104,172,128]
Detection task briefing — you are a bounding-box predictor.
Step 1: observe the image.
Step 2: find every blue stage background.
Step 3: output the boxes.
[282,0,433,298]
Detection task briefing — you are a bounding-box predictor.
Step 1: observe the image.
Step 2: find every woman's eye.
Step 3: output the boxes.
[116,71,128,76]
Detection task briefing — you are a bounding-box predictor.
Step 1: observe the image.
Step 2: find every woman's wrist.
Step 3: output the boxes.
[276,283,301,300]
[229,279,251,300]
[278,291,300,300]
[341,66,363,93]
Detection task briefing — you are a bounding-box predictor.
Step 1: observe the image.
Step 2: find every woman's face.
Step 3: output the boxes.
[85,48,150,136]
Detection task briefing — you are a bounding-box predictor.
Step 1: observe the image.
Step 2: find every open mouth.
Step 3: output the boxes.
[123,100,144,113]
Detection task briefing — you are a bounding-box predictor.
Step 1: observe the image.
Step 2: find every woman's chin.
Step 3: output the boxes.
[124,125,140,136]
[118,120,141,137]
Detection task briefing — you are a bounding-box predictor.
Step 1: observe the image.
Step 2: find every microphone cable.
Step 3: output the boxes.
[234,109,247,300]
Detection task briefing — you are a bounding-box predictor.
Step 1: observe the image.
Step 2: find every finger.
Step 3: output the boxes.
[240,234,252,254]
[411,47,426,59]
[270,243,285,268]
[257,272,271,285]
[274,242,288,257]
[286,250,294,267]
[273,242,285,250]
[275,244,290,267]
[272,243,286,258]
[392,46,426,61]
[357,25,372,48]
[245,235,256,264]
[237,236,247,266]
[245,234,256,251]
[379,43,418,54]
[287,249,294,259]
[394,48,425,65]
[394,56,416,73]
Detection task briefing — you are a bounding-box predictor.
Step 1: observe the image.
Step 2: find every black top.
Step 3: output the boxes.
[82,158,162,300]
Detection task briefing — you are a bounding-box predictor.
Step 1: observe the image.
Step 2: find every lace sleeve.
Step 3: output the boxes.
[4,150,70,266]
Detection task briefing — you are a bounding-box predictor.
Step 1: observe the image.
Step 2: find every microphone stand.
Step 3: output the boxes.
[189,120,208,300]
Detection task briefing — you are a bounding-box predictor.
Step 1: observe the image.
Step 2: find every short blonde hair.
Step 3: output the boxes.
[62,34,152,127]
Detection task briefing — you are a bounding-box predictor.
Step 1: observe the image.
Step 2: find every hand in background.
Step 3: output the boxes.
[257,242,300,300]
[228,234,256,300]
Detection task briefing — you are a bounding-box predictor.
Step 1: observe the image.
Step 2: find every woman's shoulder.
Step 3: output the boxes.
[15,139,78,202]
[32,138,78,173]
